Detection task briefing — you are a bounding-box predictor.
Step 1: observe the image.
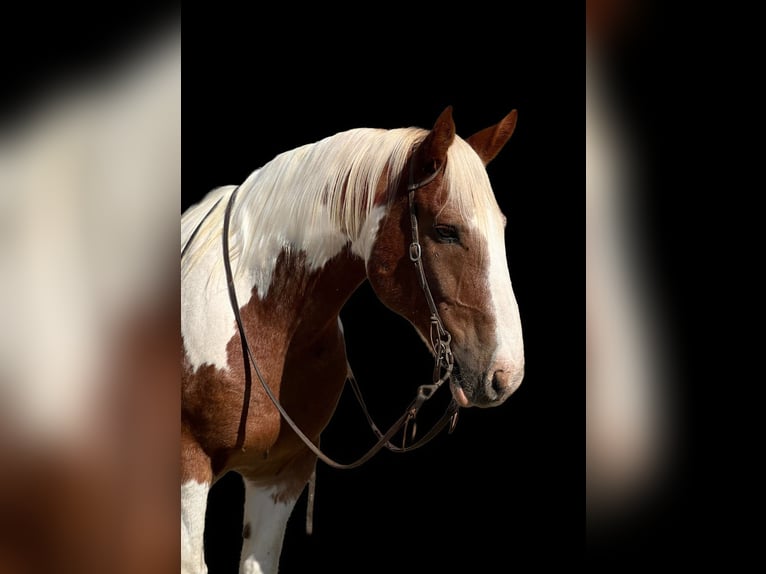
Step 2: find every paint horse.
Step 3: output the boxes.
[181,107,525,573]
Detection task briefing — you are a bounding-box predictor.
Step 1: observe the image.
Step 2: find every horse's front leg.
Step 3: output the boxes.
[238,456,315,574]
[181,479,211,574]
[239,318,349,573]
[181,433,213,574]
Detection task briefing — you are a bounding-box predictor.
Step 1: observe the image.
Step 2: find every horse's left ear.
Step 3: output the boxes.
[412,106,456,182]
[466,110,518,166]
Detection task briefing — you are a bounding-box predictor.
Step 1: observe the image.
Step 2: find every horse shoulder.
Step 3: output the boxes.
[280,316,350,435]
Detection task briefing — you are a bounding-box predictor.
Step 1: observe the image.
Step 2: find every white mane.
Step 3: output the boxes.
[181,125,501,298]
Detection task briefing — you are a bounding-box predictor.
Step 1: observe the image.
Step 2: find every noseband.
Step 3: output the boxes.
[182,152,459,472]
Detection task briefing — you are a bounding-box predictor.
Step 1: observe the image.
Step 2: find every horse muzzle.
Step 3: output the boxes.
[450,361,524,408]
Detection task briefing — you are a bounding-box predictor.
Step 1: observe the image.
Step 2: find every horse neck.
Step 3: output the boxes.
[235,244,367,352]
[225,131,412,350]
[238,207,376,344]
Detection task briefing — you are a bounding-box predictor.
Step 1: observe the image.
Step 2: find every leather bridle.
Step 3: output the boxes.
[182,151,460,473]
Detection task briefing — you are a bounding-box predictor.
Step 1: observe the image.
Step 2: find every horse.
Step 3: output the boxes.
[181,106,525,573]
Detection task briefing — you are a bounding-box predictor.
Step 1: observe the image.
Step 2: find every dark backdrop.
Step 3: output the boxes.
[183,8,582,573]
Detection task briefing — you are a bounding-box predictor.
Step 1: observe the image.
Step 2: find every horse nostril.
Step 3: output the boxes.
[491,370,508,394]
[480,367,523,406]
[491,365,524,397]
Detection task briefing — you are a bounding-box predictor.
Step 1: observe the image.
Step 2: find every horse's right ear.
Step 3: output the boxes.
[466,109,518,166]
[411,106,456,183]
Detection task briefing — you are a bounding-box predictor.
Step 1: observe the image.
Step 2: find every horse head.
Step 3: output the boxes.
[367,107,524,408]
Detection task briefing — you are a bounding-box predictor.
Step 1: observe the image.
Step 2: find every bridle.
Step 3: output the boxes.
[182,150,460,519]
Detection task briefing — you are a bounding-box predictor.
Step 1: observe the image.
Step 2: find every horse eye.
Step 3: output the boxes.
[433,224,460,243]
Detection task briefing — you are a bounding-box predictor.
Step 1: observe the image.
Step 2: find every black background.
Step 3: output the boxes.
[183,6,582,574]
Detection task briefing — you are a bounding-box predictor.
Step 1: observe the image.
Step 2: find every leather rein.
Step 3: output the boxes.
[182,154,459,473]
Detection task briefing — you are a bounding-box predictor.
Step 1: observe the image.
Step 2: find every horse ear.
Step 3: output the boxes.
[412,106,456,181]
[466,109,518,165]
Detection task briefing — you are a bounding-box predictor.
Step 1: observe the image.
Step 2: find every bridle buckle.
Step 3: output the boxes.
[417,383,439,401]
[409,242,422,262]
